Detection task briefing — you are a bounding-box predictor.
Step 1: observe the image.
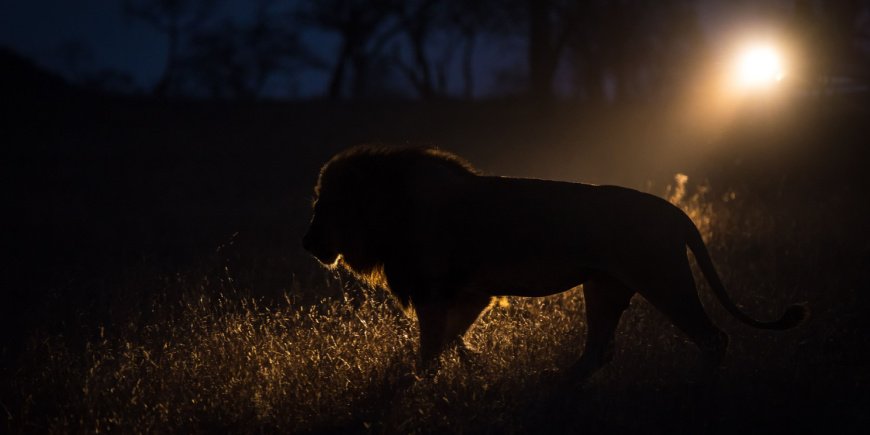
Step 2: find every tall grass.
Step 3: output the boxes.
[11,273,590,432]
[6,173,863,433]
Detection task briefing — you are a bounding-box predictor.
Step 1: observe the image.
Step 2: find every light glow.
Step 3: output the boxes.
[734,44,785,89]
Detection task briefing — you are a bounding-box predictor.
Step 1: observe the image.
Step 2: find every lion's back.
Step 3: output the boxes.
[452,176,675,233]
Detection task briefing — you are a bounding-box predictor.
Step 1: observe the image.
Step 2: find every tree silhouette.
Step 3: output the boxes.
[184,0,325,99]
[123,0,221,96]
[791,0,870,89]
[296,0,402,99]
[390,0,442,99]
[443,0,496,99]
[54,40,94,83]
[54,40,137,94]
[387,0,497,99]
[525,0,584,101]
[286,0,712,101]
[564,0,704,103]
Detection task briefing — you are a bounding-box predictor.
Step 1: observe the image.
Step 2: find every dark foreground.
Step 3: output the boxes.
[2,90,869,433]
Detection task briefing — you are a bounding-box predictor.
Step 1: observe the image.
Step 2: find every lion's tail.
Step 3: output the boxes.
[686,221,807,330]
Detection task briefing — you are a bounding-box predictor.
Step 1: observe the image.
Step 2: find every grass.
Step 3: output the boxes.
[10,261,586,432]
[4,96,869,433]
[8,170,866,434]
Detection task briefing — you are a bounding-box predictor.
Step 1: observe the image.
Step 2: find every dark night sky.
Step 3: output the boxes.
[0,0,339,96]
[0,0,786,98]
[1,1,169,89]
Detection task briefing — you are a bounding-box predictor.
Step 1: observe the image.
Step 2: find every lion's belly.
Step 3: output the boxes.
[463,256,595,297]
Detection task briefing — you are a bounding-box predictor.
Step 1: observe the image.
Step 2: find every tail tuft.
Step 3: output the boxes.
[685,215,809,331]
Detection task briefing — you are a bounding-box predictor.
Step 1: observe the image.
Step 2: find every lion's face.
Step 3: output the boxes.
[302,196,341,266]
[303,169,383,272]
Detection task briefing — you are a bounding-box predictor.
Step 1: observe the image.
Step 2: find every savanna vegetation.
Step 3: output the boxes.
[3,90,869,433]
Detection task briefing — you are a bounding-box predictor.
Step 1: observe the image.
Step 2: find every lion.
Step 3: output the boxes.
[302,145,806,380]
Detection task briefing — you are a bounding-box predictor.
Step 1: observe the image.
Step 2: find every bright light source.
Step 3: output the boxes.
[734,44,785,89]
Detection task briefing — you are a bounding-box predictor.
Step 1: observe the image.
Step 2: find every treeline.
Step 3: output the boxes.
[116,0,869,101]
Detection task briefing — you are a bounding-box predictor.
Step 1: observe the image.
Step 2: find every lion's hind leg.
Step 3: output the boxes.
[568,275,635,383]
[636,257,728,366]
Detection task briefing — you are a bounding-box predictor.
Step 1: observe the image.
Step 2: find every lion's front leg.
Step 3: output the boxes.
[414,292,492,373]
[415,302,449,367]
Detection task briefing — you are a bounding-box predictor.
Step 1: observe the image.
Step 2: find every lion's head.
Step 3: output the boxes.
[302,145,477,282]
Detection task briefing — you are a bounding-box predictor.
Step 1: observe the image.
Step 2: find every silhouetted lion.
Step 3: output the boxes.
[303,145,806,380]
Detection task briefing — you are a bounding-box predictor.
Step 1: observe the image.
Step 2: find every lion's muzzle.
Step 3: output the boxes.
[302,228,338,264]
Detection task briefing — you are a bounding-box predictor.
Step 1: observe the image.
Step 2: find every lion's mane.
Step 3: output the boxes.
[313,145,478,304]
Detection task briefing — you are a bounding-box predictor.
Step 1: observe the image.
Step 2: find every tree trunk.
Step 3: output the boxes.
[461,32,475,100]
[410,29,434,99]
[155,19,180,97]
[327,40,351,99]
[351,52,368,99]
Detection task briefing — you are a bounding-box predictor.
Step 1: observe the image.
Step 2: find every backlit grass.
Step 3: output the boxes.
[13,274,589,432]
[6,173,865,433]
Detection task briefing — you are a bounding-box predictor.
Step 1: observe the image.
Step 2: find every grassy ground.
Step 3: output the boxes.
[3,94,869,433]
